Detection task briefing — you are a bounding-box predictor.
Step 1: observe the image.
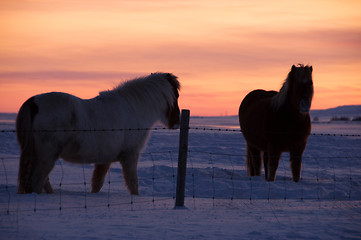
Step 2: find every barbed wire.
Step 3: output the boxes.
[0,151,177,214]
[1,150,361,214]
[185,151,360,206]
[1,123,361,214]
[0,127,176,133]
[1,121,360,240]
[188,127,361,137]
[1,126,360,137]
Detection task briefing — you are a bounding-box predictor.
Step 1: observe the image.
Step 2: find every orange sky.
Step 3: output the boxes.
[0,0,360,116]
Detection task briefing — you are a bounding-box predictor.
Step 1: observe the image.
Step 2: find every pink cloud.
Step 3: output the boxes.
[0,71,144,81]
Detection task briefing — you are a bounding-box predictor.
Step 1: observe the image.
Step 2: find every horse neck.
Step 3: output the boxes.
[273,95,310,121]
[94,92,166,128]
[272,76,298,111]
[271,86,288,111]
[271,92,298,117]
[142,106,165,127]
[128,96,167,128]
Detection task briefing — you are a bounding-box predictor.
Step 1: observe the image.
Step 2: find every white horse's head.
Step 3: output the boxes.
[159,73,181,129]
[111,72,181,129]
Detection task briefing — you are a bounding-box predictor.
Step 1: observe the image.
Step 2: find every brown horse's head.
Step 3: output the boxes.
[290,64,314,113]
[276,64,314,114]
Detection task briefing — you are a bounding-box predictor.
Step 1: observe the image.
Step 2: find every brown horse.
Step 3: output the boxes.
[239,64,313,182]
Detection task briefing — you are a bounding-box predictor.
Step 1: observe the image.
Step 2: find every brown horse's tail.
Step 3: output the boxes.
[16,97,38,194]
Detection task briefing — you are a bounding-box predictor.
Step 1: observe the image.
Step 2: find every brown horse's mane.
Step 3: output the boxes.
[271,78,289,111]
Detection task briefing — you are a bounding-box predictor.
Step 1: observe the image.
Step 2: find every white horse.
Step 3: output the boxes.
[16,73,180,194]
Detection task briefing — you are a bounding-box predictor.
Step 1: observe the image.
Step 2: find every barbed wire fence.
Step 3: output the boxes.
[0,151,179,214]
[1,109,361,215]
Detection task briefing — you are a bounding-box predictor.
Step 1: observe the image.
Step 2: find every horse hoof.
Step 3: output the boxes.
[266,177,276,182]
[130,189,139,195]
[293,177,300,182]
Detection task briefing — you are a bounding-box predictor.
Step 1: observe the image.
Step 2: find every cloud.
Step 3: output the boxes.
[0,71,145,82]
[1,0,360,114]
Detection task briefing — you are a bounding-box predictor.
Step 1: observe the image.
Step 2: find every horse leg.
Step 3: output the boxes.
[263,151,269,180]
[43,177,55,193]
[246,144,262,176]
[265,150,282,182]
[18,154,35,194]
[91,163,111,193]
[290,148,305,182]
[119,153,139,195]
[31,155,57,194]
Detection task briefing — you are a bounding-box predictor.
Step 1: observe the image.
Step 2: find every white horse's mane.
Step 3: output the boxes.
[99,73,180,112]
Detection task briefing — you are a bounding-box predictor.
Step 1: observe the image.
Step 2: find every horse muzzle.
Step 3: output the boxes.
[171,122,180,129]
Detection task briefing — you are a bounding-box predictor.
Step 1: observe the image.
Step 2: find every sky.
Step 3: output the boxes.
[0,0,360,116]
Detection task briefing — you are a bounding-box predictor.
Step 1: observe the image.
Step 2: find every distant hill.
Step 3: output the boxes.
[310,105,361,121]
[0,113,17,120]
[311,105,361,117]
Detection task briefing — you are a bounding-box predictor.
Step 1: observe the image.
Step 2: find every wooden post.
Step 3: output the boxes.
[175,109,190,207]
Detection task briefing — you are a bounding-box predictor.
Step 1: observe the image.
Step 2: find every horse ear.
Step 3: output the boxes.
[292,65,296,71]
[309,66,313,73]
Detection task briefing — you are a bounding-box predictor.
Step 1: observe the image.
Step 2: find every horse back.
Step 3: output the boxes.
[239,90,277,147]
[239,90,277,116]
[28,92,81,131]
[239,89,277,127]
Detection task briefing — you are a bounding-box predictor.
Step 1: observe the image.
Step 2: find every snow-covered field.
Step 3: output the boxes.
[1,112,361,240]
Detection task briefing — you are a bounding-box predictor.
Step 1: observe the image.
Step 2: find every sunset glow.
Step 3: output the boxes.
[1,0,360,116]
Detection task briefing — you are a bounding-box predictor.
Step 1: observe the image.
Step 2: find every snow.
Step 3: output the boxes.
[1,112,361,240]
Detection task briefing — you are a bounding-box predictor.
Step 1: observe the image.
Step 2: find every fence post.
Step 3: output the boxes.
[175,109,190,207]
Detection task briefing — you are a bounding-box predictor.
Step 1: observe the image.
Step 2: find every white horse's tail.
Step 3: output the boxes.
[16,97,38,193]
